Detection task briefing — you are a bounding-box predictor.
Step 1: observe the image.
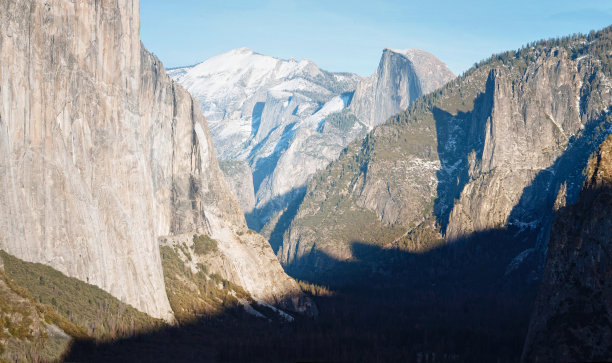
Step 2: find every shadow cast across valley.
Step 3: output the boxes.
[65,84,612,363]
[66,227,538,363]
[283,228,543,361]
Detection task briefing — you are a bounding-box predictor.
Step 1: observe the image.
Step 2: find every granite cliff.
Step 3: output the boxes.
[522,134,612,362]
[0,0,309,323]
[350,48,455,128]
[218,160,257,218]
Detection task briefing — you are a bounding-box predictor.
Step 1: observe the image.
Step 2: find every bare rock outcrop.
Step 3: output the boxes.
[169,49,362,229]
[218,160,256,216]
[445,51,611,240]
[0,0,174,321]
[350,48,455,128]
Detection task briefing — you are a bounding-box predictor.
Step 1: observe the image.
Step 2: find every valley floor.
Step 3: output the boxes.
[65,232,538,363]
[64,285,534,362]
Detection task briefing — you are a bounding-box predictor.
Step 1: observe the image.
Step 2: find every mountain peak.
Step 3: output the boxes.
[209,47,272,63]
[384,47,429,56]
[348,47,455,128]
[382,48,449,67]
[228,47,256,55]
[384,47,419,54]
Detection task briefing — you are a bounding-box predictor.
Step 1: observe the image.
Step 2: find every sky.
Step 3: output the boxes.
[140,0,612,76]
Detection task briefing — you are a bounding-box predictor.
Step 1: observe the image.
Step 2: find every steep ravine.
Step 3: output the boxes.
[141,48,311,316]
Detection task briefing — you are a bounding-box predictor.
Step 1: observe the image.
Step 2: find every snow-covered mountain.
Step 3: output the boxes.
[168,48,360,160]
[169,48,454,230]
[168,48,362,228]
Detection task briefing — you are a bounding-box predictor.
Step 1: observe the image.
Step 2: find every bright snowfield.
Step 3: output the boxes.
[167,47,360,160]
[167,48,362,228]
[168,47,454,230]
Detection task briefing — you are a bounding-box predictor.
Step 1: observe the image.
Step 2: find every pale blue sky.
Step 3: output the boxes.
[141,1,612,76]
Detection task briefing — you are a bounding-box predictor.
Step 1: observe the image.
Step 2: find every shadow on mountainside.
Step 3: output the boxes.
[521,183,612,362]
[245,186,306,240]
[432,68,611,266]
[250,102,265,139]
[262,187,307,252]
[432,74,495,234]
[250,122,297,195]
[242,122,302,231]
[66,228,538,363]
[506,107,612,250]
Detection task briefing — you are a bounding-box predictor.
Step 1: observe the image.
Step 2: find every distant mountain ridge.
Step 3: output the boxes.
[278,27,612,281]
[168,48,362,229]
[169,47,455,231]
